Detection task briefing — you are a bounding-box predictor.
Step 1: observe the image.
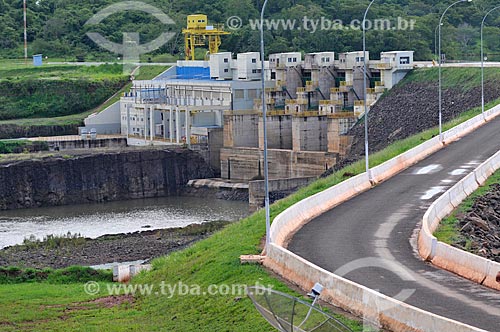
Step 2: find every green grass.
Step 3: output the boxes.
[434,168,500,246]
[0,266,111,284]
[0,65,168,128]
[0,140,48,154]
[401,67,500,91]
[0,95,497,331]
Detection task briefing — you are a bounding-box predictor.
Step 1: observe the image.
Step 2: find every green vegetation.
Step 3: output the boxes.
[0,140,48,154]
[1,1,500,61]
[0,64,128,120]
[22,232,86,250]
[0,266,111,285]
[0,94,498,331]
[434,168,500,246]
[0,65,168,131]
[402,67,500,91]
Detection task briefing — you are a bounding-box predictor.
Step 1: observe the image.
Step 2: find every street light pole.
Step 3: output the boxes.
[363,0,376,180]
[259,0,271,248]
[438,0,472,142]
[434,24,441,59]
[23,0,28,64]
[481,6,500,121]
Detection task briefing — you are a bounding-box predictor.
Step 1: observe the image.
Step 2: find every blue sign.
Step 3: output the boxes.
[33,54,43,67]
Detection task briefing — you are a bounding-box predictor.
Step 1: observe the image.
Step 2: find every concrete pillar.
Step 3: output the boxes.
[126,105,130,138]
[143,108,147,144]
[169,108,174,142]
[150,106,154,142]
[176,108,180,143]
[163,110,167,139]
[185,109,191,148]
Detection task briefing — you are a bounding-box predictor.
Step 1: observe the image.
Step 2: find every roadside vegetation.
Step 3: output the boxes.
[434,168,500,247]
[0,93,498,331]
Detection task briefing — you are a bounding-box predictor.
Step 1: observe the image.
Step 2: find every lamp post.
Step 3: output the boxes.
[363,0,376,180]
[438,0,472,141]
[481,6,500,120]
[434,23,442,59]
[259,0,271,248]
[23,0,28,64]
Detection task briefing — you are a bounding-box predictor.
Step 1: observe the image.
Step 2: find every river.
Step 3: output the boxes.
[0,196,249,249]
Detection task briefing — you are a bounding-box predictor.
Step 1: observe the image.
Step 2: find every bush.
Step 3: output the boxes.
[0,266,112,284]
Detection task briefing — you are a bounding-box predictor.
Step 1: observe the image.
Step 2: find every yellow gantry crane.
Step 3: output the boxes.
[182,14,230,61]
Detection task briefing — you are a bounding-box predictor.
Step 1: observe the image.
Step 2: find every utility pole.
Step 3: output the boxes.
[23,0,28,64]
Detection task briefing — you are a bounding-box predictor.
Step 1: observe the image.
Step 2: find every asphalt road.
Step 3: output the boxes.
[288,115,500,331]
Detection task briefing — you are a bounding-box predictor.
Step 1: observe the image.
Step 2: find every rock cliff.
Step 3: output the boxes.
[0,148,214,210]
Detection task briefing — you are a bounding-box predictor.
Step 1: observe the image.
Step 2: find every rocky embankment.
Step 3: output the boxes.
[348,81,500,157]
[0,221,229,269]
[456,183,500,262]
[0,148,214,210]
[323,80,500,176]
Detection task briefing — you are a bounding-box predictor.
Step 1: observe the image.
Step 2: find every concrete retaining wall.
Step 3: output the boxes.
[248,177,316,211]
[265,104,500,331]
[265,244,486,332]
[418,150,500,291]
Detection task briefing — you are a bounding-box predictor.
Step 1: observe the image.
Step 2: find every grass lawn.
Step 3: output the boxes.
[1,96,498,331]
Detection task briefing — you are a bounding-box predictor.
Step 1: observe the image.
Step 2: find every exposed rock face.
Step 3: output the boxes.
[456,184,500,262]
[348,81,500,158]
[0,149,214,210]
[322,80,500,177]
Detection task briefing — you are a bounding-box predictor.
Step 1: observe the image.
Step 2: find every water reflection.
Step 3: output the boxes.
[0,196,248,248]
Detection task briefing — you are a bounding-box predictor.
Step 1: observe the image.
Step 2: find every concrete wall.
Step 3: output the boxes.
[190,128,223,173]
[220,147,335,180]
[292,115,328,152]
[418,148,500,291]
[265,104,500,332]
[327,117,355,156]
[48,138,127,151]
[249,177,316,210]
[83,102,121,134]
[258,115,292,150]
[223,112,259,148]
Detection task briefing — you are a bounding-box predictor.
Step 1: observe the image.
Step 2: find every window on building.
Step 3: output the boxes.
[293,57,297,62]
[234,89,244,99]
[248,89,257,99]
[288,58,292,62]
[355,57,359,62]
[224,58,229,63]
[224,68,229,73]
[400,56,410,65]
[326,57,330,62]
[270,72,276,80]
[252,58,257,63]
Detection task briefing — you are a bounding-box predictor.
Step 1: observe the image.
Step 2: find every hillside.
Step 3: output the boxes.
[0,64,168,138]
[2,0,500,61]
[347,67,500,158]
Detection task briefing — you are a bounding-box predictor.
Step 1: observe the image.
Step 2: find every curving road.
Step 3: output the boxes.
[288,115,500,331]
